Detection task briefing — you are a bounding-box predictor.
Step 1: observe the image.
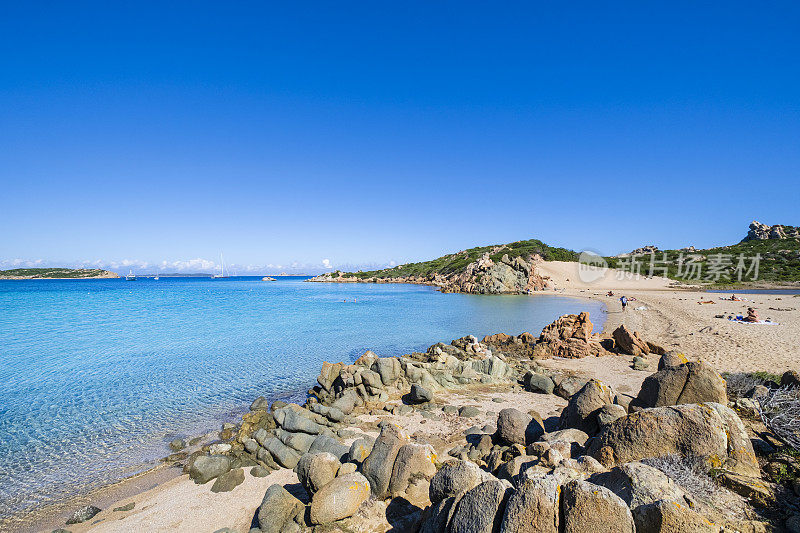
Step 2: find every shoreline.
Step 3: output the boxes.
[15,290,603,532]
[12,280,800,531]
[6,384,314,531]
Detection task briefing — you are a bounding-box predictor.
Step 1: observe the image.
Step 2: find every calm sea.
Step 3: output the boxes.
[0,276,605,518]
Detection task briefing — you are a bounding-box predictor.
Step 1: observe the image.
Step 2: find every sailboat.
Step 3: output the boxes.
[153,275,160,280]
[211,253,228,279]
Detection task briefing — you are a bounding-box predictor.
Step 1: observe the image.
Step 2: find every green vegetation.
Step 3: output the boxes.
[339,239,578,280]
[602,238,800,285]
[327,226,799,286]
[0,268,116,279]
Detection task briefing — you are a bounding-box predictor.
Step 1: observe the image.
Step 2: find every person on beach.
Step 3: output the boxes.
[743,307,759,322]
[620,295,628,311]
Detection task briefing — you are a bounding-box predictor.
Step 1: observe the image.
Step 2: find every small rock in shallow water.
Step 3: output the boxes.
[169,438,186,451]
[211,468,245,493]
[250,396,269,410]
[492,397,504,403]
[66,505,102,525]
[112,502,135,512]
[442,405,459,415]
[163,451,188,463]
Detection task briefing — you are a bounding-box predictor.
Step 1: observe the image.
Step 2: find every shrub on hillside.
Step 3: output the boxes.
[758,386,800,451]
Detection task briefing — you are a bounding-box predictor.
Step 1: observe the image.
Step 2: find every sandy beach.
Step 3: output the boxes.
[22,262,800,533]
[537,260,799,373]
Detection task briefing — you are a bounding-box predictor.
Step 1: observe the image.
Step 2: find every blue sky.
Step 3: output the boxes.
[1,2,799,274]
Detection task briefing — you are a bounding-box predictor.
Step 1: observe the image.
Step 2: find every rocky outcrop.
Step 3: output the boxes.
[532,312,605,359]
[483,332,538,358]
[257,484,305,533]
[743,220,800,241]
[308,249,551,294]
[449,479,513,533]
[295,452,341,495]
[632,360,727,409]
[587,403,760,477]
[559,379,618,436]
[309,472,371,524]
[442,252,546,294]
[561,480,636,533]
[231,345,781,533]
[620,245,660,256]
[362,423,410,498]
[612,325,651,356]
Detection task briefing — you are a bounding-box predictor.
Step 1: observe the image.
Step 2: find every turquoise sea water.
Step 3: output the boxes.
[0,276,605,518]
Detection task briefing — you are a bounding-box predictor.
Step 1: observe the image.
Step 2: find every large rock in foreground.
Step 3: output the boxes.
[449,479,512,533]
[559,379,616,435]
[361,423,409,498]
[258,484,305,533]
[295,452,341,495]
[632,361,727,409]
[429,460,492,503]
[500,476,560,533]
[309,472,371,524]
[561,480,635,533]
[587,403,759,477]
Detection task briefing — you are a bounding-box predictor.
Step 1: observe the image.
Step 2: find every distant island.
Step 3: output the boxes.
[0,268,120,280]
[309,221,800,292]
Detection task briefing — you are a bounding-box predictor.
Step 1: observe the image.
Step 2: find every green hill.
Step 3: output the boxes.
[325,221,799,287]
[0,268,119,279]
[337,239,578,280]
[605,238,800,285]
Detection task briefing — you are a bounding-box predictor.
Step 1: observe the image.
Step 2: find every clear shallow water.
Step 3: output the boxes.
[0,277,605,518]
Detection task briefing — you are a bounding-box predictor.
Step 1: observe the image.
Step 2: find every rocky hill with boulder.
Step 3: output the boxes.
[308,239,577,294]
[743,221,800,242]
[609,220,800,285]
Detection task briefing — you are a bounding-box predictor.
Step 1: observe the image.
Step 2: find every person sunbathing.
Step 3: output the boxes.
[743,307,760,322]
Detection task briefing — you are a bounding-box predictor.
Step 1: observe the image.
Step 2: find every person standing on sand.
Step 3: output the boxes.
[620,295,628,311]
